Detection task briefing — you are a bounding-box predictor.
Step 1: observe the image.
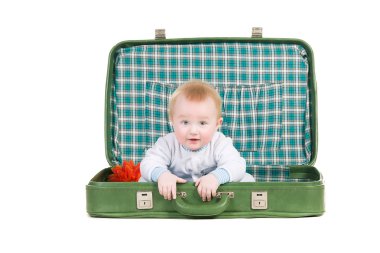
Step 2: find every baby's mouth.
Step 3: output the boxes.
[188,138,200,141]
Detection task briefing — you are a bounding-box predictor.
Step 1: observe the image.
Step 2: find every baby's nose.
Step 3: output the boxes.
[189,124,199,134]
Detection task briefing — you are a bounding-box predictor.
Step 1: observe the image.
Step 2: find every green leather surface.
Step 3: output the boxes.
[86,168,324,218]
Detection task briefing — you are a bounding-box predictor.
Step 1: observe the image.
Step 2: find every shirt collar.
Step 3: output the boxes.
[181,144,207,153]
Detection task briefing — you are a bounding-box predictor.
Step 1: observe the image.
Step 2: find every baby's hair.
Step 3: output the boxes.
[168,80,222,120]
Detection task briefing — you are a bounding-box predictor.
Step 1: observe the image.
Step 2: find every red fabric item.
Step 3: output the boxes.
[108,160,141,182]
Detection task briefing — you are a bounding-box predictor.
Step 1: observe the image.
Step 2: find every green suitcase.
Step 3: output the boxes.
[86,28,324,218]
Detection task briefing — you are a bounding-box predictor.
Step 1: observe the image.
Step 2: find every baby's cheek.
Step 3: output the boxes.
[203,130,215,142]
[174,130,185,141]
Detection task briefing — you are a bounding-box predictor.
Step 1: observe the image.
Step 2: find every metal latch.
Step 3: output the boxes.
[251,191,268,209]
[136,191,153,209]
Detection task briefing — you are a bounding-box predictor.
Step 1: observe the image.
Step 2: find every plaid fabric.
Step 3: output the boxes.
[247,165,312,182]
[111,42,312,182]
[220,83,283,152]
[145,81,177,147]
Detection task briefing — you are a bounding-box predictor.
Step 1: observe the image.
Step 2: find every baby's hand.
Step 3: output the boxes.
[195,174,220,202]
[157,171,186,200]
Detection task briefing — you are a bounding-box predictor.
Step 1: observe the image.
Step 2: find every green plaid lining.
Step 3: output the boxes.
[220,83,283,152]
[145,81,177,147]
[111,42,312,182]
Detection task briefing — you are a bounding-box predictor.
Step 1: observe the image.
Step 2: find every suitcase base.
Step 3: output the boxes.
[86,167,324,218]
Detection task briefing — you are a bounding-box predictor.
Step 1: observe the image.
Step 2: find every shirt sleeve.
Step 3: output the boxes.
[210,168,230,184]
[213,133,246,182]
[151,167,169,182]
[140,135,172,182]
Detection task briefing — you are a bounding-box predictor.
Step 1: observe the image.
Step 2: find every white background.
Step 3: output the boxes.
[1,0,379,252]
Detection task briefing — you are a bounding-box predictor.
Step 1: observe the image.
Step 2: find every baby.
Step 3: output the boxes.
[140,80,254,201]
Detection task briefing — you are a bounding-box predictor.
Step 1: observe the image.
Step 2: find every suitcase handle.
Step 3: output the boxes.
[172,193,231,217]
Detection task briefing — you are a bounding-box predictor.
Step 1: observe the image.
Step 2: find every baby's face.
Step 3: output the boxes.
[171,95,222,151]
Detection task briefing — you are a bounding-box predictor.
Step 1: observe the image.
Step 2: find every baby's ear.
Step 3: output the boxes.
[217,117,223,127]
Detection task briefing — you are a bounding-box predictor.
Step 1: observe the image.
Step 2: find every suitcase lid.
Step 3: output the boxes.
[104,29,318,180]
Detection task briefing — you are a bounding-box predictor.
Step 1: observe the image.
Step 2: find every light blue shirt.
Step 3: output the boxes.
[140,132,247,183]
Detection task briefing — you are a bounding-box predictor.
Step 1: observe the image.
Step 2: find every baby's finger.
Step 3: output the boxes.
[206,188,212,202]
[168,185,173,200]
[162,185,168,200]
[197,184,203,198]
[201,188,207,202]
[158,185,163,196]
[212,188,217,197]
[177,177,187,184]
[172,184,176,199]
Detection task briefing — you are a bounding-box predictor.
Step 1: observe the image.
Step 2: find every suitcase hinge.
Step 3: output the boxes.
[177,192,187,198]
[251,27,263,38]
[155,29,166,39]
[216,192,234,198]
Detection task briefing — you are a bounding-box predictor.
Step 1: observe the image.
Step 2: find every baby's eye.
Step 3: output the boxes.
[181,120,189,125]
[200,121,208,126]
